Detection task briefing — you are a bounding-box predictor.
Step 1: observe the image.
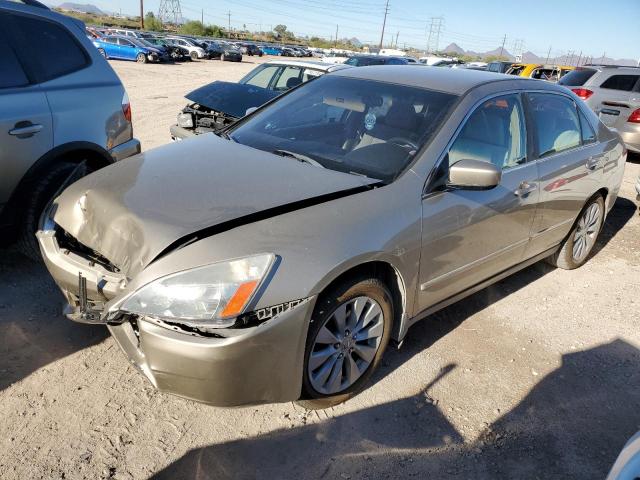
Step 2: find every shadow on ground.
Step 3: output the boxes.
[153,339,640,480]
[0,248,107,392]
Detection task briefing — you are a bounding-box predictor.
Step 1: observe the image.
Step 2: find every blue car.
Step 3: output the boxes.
[93,35,163,63]
[261,45,283,56]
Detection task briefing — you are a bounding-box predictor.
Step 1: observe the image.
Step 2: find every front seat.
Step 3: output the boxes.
[356,101,418,149]
[286,76,302,89]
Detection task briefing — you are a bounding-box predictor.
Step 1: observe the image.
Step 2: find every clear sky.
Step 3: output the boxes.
[82,0,639,60]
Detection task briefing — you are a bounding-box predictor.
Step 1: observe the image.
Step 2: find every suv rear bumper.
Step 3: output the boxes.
[109,138,141,162]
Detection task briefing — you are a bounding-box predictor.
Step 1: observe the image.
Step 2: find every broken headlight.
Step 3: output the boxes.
[177,112,194,128]
[119,254,274,328]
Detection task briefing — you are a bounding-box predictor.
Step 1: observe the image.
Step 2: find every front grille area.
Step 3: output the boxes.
[55,227,121,273]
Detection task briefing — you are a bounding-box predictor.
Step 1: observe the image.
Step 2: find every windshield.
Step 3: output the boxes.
[229,75,458,182]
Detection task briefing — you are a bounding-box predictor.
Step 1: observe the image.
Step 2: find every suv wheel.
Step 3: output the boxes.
[547,195,605,269]
[136,53,147,63]
[298,277,393,409]
[17,162,89,261]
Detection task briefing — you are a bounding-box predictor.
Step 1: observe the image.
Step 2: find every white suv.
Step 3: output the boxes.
[560,65,640,153]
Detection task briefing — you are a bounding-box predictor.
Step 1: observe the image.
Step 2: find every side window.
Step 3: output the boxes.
[600,75,640,92]
[243,65,282,89]
[0,31,29,88]
[449,94,526,170]
[8,14,88,82]
[527,93,581,157]
[274,66,303,91]
[302,68,323,82]
[118,38,133,47]
[578,108,596,144]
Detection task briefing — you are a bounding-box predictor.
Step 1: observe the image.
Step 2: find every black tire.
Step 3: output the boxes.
[547,195,605,270]
[298,277,393,409]
[259,52,263,57]
[17,162,85,261]
[98,48,107,59]
[190,51,198,61]
[136,53,147,63]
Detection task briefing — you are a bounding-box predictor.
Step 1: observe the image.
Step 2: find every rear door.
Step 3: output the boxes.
[524,92,604,256]
[117,38,137,60]
[417,93,538,311]
[0,14,53,214]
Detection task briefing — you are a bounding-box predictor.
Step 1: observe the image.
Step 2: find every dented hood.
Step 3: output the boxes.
[52,134,375,276]
[185,81,280,118]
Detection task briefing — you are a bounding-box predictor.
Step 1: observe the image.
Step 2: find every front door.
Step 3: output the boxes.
[417,93,539,313]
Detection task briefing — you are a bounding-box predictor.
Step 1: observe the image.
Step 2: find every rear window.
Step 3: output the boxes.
[600,74,640,92]
[558,68,597,86]
[8,14,89,83]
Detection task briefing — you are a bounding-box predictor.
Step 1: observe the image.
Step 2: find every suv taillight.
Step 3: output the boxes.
[122,92,132,122]
[571,88,593,100]
[628,108,640,124]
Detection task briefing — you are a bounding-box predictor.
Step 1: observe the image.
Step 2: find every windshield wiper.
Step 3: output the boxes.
[271,149,325,168]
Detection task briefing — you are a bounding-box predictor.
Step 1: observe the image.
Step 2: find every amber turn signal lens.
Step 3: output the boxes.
[221,280,259,318]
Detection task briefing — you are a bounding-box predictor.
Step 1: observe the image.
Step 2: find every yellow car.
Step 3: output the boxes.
[506,63,575,82]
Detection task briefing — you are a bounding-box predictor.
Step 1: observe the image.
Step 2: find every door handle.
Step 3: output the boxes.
[9,122,43,138]
[586,156,600,170]
[514,181,537,197]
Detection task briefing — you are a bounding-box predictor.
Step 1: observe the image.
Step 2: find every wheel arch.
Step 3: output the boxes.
[1,141,113,230]
[311,258,408,342]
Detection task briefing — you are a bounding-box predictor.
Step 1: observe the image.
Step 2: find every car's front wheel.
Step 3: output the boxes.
[548,195,605,269]
[299,277,393,409]
[136,53,147,63]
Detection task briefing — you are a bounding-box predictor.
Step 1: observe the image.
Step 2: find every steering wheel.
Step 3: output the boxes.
[388,137,419,152]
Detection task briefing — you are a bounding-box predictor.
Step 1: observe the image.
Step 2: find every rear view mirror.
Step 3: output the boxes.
[448,159,501,190]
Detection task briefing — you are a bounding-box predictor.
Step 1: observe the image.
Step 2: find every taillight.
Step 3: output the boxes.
[122,92,132,122]
[571,88,593,100]
[628,108,640,123]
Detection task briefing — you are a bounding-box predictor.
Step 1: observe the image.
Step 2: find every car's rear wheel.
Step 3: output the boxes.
[98,48,107,59]
[136,53,147,63]
[298,277,393,409]
[190,51,198,61]
[548,195,605,270]
[17,162,91,261]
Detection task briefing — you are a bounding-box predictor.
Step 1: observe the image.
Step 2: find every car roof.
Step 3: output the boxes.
[332,65,531,94]
[265,59,349,71]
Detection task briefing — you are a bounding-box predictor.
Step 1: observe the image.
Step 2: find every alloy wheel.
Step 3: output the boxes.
[308,296,384,395]
[572,202,602,262]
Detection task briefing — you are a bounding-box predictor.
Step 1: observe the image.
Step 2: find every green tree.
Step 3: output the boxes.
[144,12,163,32]
[273,24,291,39]
[179,20,206,36]
[204,24,224,37]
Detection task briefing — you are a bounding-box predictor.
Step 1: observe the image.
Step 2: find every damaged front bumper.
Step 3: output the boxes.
[36,227,315,406]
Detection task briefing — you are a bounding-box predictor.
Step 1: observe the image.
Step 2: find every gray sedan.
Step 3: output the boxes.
[37,66,626,408]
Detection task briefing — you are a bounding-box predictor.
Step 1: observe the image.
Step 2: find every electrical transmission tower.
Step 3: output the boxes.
[158,0,183,26]
[512,39,525,61]
[426,17,444,54]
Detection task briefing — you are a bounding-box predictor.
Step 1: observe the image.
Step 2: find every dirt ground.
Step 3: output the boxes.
[1,57,640,480]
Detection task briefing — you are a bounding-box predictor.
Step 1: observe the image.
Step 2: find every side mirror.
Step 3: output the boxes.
[245,106,258,116]
[448,159,501,190]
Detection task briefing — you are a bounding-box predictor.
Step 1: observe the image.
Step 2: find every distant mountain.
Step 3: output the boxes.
[58,3,104,15]
[443,42,465,55]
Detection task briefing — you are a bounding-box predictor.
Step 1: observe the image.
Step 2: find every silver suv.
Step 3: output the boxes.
[559,65,640,153]
[0,0,141,258]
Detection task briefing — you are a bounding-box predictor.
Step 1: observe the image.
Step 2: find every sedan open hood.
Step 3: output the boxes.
[51,134,377,277]
[185,81,279,119]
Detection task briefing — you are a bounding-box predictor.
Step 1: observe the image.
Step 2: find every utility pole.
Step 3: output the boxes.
[201,8,203,24]
[379,0,389,49]
[498,34,506,59]
[334,24,338,47]
[601,51,606,64]
[576,51,582,66]
[140,0,144,29]
[545,45,551,64]
[395,31,399,48]
[227,11,231,38]
[426,16,444,54]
